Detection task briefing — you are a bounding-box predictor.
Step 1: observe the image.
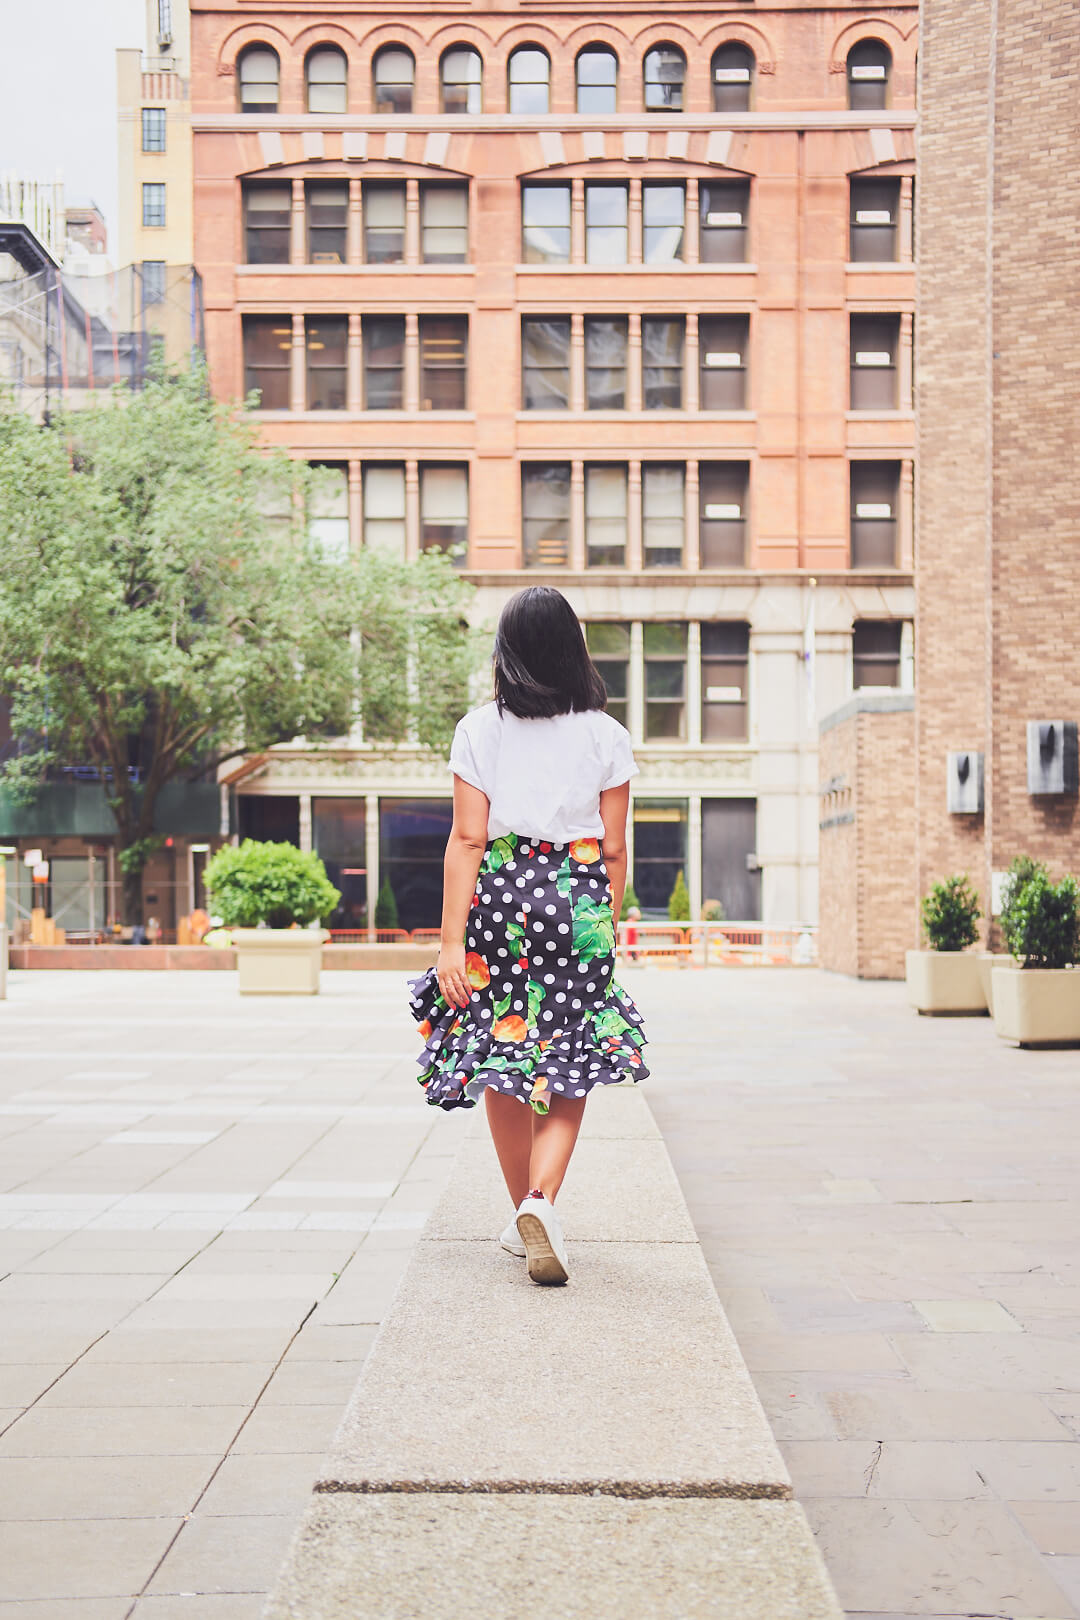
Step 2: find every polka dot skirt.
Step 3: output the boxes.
[409,834,649,1114]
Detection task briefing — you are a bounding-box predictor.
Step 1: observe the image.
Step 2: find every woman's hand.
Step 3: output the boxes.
[436,942,471,1009]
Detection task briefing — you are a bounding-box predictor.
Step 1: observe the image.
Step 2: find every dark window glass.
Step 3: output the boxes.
[850,177,900,261]
[633,801,689,915]
[847,39,891,110]
[850,461,900,566]
[244,182,291,263]
[142,182,166,228]
[237,46,279,112]
[644,625,687,739]
[700,463,749,567]
[441,47,482,113]
[313,798,366,930]
[643,45,685,111]
[576,47,617,113]
[243,315,291,409]
[701,622,749,741]
[522,184,570,263]
[509,47,550,114]
[306,316,347,410]
[306,47,347,113]
[141,108,166,152]
[585,623,630,727]
[422,185,468,263]
[585,184,628,264]
[850,314,899,409]
[374,47,414,114]
[853,620,903,688]
[420,465,468,561]
[642,464,684,567]
[141,260,166,308]
[364,184,405,263]
[379,799,453,932]
[307,181,347,263]
[699,315,749,410]
[642,316,684,410]
[522,464,570,567]
[420,316,467,410]
[585,465,627,567]
[238,795,299,843]
[522,318,570,410]
[700,180,749,264]
[643,184,684,263]
[585,317,627,410]
[712,43,754,112]
[364,316,405,409]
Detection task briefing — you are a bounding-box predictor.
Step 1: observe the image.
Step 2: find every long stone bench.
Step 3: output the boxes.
[263,1086,842,1620]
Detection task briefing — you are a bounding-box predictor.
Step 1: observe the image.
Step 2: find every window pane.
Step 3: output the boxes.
[853,620,903,688]
[307,48,347,113]
[642,317,684,410]
[700,462,749,567]
[702,621,749,741]
[509,48,550,113]
[364,464,406,557]
[420,316,467,410]
[141,108,166,152]
[522,184,571,263]
[586,185,628,265]
[576,47,617,113]
[141,260,166,307]
[142,183,166,227]
[712,44,754,112]
[243,316,291,410]
[239,48,279,111]
[442,48,482,114]
[643,627,687,743]
[644,46,685,111]
[522,318,570,410]
[244,182,291,263]
[848,41,890,110]
[307,181,347,263]
[421,466,468,560]
[522,464,570,567]
[308,462,350,558]
[850,177,899,262]
[633,801,688,911]
[850,314,899,409]
[850,461,899,566]
[374,49,414,113]
[642,465,684,567]
[700,180,749,264]
[643,185,684,263]
[585,317,627,410]
[364,184,405,263]
[585,465,627,567]
[306,316,347,411]
[586,622,630,727]
[422,185,468,264]
[699,315,748,410]
[364,316,405,409]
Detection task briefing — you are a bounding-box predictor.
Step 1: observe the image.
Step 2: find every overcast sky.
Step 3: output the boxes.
[0,0,146,251]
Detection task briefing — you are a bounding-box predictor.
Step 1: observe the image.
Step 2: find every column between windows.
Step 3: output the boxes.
[405,460,420,561]
[685,459,700,570]
[627,314,642,412]
[347,315,362,412]
[570,460,585,571]
[347,179,363,266]
[290,180,305,266]
[627,461,643,570]
[289,313,306,412]
[685,313,700,412]
[628,177,643,265]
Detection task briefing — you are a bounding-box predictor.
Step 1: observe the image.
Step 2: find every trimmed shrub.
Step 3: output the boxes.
[619,880,641,922]
[374,876,400,931]
[1000,871,1080,969]
[668,869,691,922]
[701,897,726,922]
[999,855,1048,942]
[204,840,340,929]
[920,874,981,952]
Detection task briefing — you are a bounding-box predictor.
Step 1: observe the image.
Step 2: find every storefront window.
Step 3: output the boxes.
[313,798,367,930]
[632,801,688,917]
[379,799,452,932]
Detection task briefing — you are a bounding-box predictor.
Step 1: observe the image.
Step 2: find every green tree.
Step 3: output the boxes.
[374,876,399,931]
[619,880,641,922]
[0,368,477,922]
[668,869,690,922]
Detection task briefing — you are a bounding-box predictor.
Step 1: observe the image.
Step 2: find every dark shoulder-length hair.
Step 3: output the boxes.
[493,586,607,719]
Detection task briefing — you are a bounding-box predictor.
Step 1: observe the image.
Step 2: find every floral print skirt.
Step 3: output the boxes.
[408,834,649,1114]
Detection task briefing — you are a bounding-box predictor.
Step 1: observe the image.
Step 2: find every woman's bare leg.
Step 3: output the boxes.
[528,1094,588,1202]
[485,1088,534,1208]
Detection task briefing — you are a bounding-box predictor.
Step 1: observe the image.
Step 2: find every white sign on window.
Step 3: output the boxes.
[855,209,892,225]
[706,685,743,703]
[850,64,886,80]
[32,862,49,883]
[706,212,743,227]
[855,502,892,519]
[704,503,742,519]
[854,351,891,366]
[704,352,741,368]
[23,849,43,867]
[714,68,751,82]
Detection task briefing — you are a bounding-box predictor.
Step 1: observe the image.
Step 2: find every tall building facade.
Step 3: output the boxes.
[117,1,194,292]
[190,0,917,930]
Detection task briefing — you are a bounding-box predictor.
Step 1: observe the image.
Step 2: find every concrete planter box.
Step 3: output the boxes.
[905,950,987,1015]
[978,952,1016,1016]
[233,928,327,995]
[992,964,1080,1046]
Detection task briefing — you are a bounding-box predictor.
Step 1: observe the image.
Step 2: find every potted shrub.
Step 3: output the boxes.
[906,874,985,1014]
[204,840,340,995]
[980,856,1042,1014]
[993,870,1080,1045]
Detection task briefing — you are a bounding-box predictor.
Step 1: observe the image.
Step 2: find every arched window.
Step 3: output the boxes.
[237,45,280,113]
[441,46,482,113]
[508,47,551,115]
[576,46,617,114]
[847,39,891,110]
[306,46,347,114]
[712,42,754,112]
[373,46,414,114]
[643,45,686,112]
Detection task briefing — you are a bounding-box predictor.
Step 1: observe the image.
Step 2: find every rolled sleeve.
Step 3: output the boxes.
[602,726,639,790]
[448,719,484,792]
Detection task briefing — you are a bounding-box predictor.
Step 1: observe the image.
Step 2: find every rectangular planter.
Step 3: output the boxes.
[905,950,987,1015]
[992,964,1080,1046]
[233,929,326,995]
[978,953,1016,1017]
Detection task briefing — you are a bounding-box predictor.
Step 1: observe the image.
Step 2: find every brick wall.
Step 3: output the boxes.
[820,695,915,978]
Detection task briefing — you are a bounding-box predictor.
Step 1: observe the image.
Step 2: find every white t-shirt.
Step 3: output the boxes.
[449,703,638,842]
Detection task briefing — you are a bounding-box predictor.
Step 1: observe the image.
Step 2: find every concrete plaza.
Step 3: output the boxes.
[0,967,1077,1617]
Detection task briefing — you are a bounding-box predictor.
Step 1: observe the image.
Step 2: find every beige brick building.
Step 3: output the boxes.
[190,0,917,931]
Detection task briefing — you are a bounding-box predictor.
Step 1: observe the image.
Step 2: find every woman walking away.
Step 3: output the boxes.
[409,586,649,1286]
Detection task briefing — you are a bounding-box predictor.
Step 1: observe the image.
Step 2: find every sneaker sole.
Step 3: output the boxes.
[515,1212,568,1285]
[500,1238,526,1258]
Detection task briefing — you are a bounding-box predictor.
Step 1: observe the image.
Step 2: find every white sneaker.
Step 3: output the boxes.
[515,1191,569,1285]
[500,1220,526,1258]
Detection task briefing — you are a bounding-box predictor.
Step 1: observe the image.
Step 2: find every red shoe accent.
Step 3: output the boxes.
[527,1188,545,1200]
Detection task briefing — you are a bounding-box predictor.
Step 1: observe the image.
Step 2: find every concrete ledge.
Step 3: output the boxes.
[8,942,437,972]
[263,1087,842,1618]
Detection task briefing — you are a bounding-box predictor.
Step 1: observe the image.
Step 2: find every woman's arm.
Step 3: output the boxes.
[598,780,630,924]
[436,774,490,1009]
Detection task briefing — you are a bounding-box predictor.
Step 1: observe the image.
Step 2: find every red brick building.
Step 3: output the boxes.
[189,0,917,931]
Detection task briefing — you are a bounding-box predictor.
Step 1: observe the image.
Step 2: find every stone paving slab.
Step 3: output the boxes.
[263,1494,843,1620]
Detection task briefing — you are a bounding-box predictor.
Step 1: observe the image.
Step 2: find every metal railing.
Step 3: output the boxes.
[617,920,818,967]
